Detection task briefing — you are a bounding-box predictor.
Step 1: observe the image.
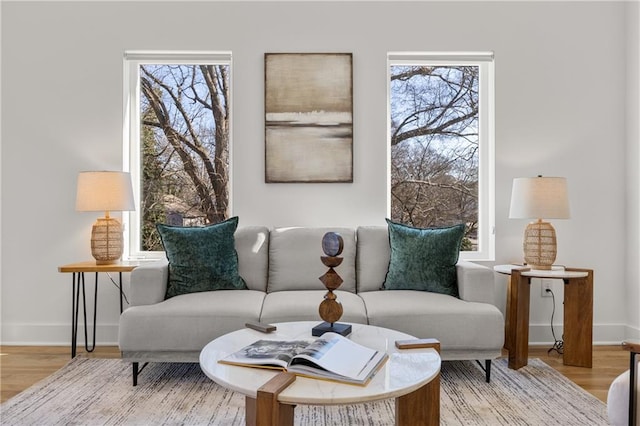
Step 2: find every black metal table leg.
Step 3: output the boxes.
[71,272,81,358]
[119,272,123,314]
[80,272,98,353]
[61,262,137,359]
[630,350,637,426]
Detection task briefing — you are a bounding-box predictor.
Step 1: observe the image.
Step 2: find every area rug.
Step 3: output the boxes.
[1,357,608,425]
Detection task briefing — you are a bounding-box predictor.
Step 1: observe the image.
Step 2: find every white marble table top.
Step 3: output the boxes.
[493,264,589,279]
[199,321,441,405]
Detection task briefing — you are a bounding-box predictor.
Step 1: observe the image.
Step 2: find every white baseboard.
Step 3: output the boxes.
[1,323,119,346]
[528,322,634,346]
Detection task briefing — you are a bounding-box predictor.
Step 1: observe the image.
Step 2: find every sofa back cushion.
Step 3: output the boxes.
[356,226,391,293]
[267,227,357,293]
[236,226,270,292]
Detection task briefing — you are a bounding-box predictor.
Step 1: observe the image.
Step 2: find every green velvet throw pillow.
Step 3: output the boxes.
[383,219,465,297]
[157,217,247,299]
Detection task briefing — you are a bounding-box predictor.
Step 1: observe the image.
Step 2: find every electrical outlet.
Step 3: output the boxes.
[541,279,553,297]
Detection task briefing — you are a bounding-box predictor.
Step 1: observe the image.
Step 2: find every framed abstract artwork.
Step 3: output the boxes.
[265,53,353,183]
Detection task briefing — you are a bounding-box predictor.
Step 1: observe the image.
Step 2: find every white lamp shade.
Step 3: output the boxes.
[76,171,135,212]
[509,176,570,220]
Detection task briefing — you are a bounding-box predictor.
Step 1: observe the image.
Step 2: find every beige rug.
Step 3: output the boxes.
[1,357,608,425]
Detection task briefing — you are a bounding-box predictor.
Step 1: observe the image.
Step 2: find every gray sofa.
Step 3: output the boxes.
[119,226,504,384]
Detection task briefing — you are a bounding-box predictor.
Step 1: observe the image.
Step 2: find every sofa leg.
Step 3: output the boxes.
[475,359,492,383]
[132,361,149,386]
[133,362,139,386]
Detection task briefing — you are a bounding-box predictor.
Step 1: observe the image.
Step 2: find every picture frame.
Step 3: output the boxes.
[265,53,353,183]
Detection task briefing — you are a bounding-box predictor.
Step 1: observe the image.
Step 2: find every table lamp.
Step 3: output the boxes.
[509,176,570,270]
[76,171,135,264]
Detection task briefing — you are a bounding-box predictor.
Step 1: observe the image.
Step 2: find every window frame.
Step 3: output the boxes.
[122,50,233,260]
[387,52,495,261]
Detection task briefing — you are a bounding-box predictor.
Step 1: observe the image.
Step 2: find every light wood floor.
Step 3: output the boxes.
[0,344,631,404]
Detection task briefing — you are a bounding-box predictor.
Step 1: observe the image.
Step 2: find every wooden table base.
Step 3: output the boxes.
[246,373,296,426]
[245,371,440,426]
[505,269,531,370]
[395,374,440,426]
[503,267,593,370]
[562,268,594,368]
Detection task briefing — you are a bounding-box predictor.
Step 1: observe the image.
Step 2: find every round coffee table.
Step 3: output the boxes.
[199,321,441,425]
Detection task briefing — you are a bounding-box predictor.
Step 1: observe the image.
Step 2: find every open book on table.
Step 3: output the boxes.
[218,332,388,386]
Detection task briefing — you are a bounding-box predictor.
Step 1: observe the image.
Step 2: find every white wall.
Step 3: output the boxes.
[626,0,640,340]
[1,1,635,345]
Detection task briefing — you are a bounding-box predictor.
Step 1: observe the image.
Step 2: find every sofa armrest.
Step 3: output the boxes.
[129,259,169,306]
[456,261,496,305]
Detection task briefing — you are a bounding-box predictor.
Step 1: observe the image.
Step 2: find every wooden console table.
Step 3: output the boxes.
[494,265,593,370]
[58,261,139,358]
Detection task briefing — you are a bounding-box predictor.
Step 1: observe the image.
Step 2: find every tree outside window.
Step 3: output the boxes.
[389,53,494,259]
[124,53,232,256]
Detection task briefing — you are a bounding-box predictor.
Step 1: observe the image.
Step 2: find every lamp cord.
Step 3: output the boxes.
[106,273,130,305]
[547,288,564,355]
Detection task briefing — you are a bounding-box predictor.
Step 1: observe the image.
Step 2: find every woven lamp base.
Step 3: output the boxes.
[523,219,557,270]
[91,217,124,265]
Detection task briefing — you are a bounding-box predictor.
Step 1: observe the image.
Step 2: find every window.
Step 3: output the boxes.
[123,51,232,259]
[388,52,495,261]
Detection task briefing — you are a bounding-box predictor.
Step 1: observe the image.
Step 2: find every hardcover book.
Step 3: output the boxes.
[219,332,388,386]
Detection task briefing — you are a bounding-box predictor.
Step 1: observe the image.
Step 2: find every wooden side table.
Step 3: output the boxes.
[494,265,593,370]
[58,261,139,358]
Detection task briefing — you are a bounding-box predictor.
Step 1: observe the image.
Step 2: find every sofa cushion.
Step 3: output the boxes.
[259,290,368,324]
[157,217,247,299]
[383,220,464,297]
[267,227,357,293]
[359,290,504,351]
[356,226,391,293]
[118,290,265,352]
[235,226,270,292]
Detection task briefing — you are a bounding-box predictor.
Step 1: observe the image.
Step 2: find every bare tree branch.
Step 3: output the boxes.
[390,65,480,246]
[139,64,230,224]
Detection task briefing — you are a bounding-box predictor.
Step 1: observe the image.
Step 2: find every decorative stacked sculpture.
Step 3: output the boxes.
[312,232,352,337]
